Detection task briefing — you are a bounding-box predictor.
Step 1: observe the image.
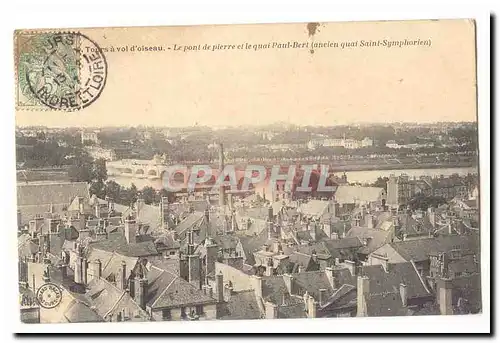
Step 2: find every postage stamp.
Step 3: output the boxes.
[15,31,107,111]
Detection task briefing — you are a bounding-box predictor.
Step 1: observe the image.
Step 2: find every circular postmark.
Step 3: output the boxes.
[17,32,107,110]
[36,282,62,309]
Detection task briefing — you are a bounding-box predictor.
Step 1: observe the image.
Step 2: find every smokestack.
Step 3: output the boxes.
[218,143,226,207]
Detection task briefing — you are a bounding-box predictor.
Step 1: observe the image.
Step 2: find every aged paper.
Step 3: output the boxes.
[15,20,480,325]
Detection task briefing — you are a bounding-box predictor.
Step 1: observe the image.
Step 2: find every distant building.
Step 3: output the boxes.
[84,146,116,161]
[307,137,372,150]
[81,131,100,145]
[387,174,472,208]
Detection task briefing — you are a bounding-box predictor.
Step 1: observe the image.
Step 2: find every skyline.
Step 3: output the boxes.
[15,119,478,130]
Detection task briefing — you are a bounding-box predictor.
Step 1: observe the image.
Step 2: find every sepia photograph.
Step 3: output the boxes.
[11,14,489,334]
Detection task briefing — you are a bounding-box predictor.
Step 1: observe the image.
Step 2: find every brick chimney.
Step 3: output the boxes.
[223,282,233,302]
[187,232,201,289]
[343,260,356,276]
[438,278,454,315]
[325,266,337,289]
[319,288,327,307]
[120,261,127,290]
[134,277,148,310]
[356,275,370,317]
[251,275,263,299]
[265,301,278,319]
[160,196,169,229]
[306,294,318,318]
[95,203,101,218]
[218,143,226,207]
[124,216,137,244]
[400,283,408,307]
[89,259,102,281]
[136,198,145,218]
[283,274,295,295]
[18,258,28,288]
[215,272,224,302]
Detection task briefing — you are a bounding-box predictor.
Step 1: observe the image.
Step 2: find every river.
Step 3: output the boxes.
[342,166,478,184]
[108,166,478,190]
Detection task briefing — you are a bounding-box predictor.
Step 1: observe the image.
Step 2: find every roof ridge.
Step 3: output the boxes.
[410,259,431,294]
[104,289,127,318]
[150,272,178,308]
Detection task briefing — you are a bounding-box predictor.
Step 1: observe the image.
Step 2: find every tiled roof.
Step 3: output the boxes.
[174,212,204,236]
[290,271,334,300]
[86,248,139,281]
[85,277,149,321]
[146,267,216,309]
[17,181,89,207]
[346,226,392,255]
[321,284,357,310]
[63,299,104,322]
[297,200,330,218]
[214,235,240,250]
[388,234,479,262]
[277,302,307,319]
[261,276,289,304]
[237,229,269,265]
[365,292,409,317]
[218,290,262,320]
[360,262,430,300]
[88,230,159,257]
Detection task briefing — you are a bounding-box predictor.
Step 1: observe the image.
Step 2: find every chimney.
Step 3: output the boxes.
[268,205,274,223]
[120,261,127,290]
[252,275,263,299]
[136,198,145,218]
[74,256,83,284]
[319,288,327,307]
[307,295,318,318]
[310,221,317,241]
[228,193,234,211]
[18,258,28,287]
[106,196,114,213]
[400,283,408,307]
[218,143,226,207]
[325,267,337,289]
[134,277,148,310]
[160,196,169,229]
[124,216,137,244]
[43,266,50,283]
[357,275,370,317]
[223,283,233,302]
[204,208,211,235]
[95,203,101,218]
[59,263,67,279]
[343,260,356,276]
[283,274,295,294]
[90,259,102,281]
[17,210,21,228]
[265,301,278,319]
[82,258,88,285]
[438,278,454,315]
[215,272,224,302]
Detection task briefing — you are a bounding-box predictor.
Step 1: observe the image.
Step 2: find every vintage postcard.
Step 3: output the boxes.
[15,19,481,326]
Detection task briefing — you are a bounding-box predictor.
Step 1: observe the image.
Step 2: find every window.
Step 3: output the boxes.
[169,251,176,255]
[162,309,171,320]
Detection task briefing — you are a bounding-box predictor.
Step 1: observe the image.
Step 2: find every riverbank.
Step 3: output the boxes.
[328,160,477,173]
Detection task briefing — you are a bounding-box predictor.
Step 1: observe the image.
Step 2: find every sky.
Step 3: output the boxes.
[16,19,477,128]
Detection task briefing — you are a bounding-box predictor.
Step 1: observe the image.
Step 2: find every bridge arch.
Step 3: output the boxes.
[136,169,145,175]
[148,170,157,176]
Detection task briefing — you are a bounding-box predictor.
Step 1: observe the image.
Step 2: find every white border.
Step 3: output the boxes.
[1,0,493,336]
